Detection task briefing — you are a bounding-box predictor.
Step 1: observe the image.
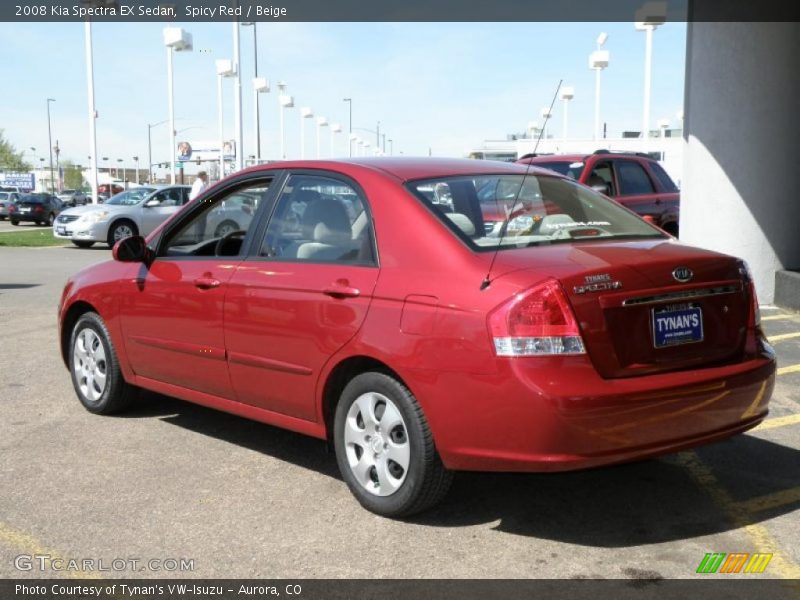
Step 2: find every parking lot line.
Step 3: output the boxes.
[0,522,102,579]
[753,414,800,432]
[762,314,797,321]
[769,332,800,343]
[777,364,800,376]
[672,452,800,580]
[736,486,800,514]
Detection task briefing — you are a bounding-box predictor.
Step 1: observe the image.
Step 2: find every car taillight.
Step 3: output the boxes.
[34,205,44,212]
[488,278,586,356]
[739,261,761,328]
[8,204,16,212]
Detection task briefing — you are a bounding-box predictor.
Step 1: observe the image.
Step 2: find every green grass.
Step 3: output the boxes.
[0,229,70,247]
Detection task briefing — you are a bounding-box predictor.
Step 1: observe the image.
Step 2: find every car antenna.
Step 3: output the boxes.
[480,79,562,291]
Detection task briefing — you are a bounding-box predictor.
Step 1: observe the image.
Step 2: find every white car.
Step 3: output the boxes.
[53,185,190,248]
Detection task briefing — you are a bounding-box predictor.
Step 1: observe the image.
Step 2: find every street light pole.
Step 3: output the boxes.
[589,32,609,142]
[343,98,352,156]
[241,22,262,161]
[216,59,236,180]
[560,86,574,144]
[133,156,139,184]
[300,107,313,159]
[46,98,55,192]
[233,22,243,172]
[388,139,393,156]
[163,27,192,185]
[635,3,666,152]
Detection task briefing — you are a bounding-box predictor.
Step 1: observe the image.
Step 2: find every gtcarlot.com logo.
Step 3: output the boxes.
[696,552,772,574]
[14,554,195,573]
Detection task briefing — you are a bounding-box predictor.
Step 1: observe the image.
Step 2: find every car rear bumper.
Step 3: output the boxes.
[413,341,776,472]
[11,214,48,222]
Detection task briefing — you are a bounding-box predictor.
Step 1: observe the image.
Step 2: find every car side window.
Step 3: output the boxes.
[159,180,272,258]
[615,160,656,196]
[648,161,679,193]
[586,161,616,196]
[259,174,376,266]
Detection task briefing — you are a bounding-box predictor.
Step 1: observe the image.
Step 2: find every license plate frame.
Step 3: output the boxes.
[652,303,704,349]
[56,226,66,235]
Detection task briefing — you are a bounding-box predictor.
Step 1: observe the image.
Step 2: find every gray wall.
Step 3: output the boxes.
[681,22,800,303]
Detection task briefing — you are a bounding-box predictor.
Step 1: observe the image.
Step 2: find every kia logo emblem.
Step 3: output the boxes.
[673,267,693,283]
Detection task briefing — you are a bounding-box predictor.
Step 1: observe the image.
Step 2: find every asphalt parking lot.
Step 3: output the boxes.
[1,245,799,580]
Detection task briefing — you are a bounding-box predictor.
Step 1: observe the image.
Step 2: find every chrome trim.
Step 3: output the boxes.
[622,284,741,307]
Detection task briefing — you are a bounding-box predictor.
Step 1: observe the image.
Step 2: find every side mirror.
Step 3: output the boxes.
[591,183,609,195]
[113,235,150,263]
[144,198,160,207]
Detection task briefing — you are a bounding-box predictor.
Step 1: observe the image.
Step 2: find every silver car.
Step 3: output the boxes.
[0,191,21,220]
[53,185,190,248]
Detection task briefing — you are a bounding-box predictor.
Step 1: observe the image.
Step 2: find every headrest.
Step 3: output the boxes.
[302,198,352,244]
[446,213,476,236]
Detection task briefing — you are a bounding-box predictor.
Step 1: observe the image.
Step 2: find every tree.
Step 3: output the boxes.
[60,160,85,190]
[0,130,31,171]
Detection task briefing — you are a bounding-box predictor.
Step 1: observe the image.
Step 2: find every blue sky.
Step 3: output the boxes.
[1,21,686,172]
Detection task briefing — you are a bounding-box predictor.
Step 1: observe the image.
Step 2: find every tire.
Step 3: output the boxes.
[69,312,137,415]
[662,222,679,238]
[71,240,95,249]
[107,220,138,247]
[47,213,55,226]
[214,220,240,238]
[333,372,453,517]
[10,220,19,226]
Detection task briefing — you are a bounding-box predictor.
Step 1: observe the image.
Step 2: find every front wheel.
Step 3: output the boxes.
[107,220,138,247]
[334,372,453,517]
[10,220,19,226]
[69,312,137,414]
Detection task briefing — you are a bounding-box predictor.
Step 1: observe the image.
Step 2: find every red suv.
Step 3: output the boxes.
[517,150,680,237]
[59,158,773,517]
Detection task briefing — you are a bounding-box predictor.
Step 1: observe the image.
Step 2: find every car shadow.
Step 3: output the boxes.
[122,391,800,547]
[0,283,41,290]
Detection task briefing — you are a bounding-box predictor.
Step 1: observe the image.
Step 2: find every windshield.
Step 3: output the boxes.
[407,174,664,252]
[0,193,10,201]
[105,188,155,206]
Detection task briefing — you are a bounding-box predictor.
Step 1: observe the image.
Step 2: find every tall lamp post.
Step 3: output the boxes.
[253,77,270,162]
[133,156,140,184]
[46,98,55,192]
[232,22,243,172]
[163,27,193,184]
[241,22,264,161]
[540,108,552,141]
[343,98,353,156]
[658,118,670,139]
[349,134,358,158]
[316,117,328,159]
[216,59,236,179]
[636,2,667,151]
[388,139,393,156]
[330,123,342,157]
[300,107,313,159]
[84,23,99,203]
[560,86,574,144]
[278,83,293,159]
[589,32,609,142]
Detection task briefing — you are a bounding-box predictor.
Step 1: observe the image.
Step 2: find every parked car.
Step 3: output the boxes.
[57,189,89,207]
[0,191,21,220]
[9,193,62,226]
[58,158,775,517]
[517,150,681,236]
[53,185,190,248]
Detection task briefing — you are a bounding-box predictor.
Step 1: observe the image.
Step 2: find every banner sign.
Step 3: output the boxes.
[0,172,35,191]
[177,141,236,162]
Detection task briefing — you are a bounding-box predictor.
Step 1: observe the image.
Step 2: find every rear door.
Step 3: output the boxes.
[224,171,380,422]
[612,158,663,222]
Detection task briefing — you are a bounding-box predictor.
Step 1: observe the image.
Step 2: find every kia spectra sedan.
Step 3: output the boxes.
[58,158,776,517]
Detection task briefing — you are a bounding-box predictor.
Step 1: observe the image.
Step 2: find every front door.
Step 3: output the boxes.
[119,179,274,399]
[224,172,380,421]
[139,186,190,236]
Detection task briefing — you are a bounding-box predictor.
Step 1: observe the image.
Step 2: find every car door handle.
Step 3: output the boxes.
[323,284,361,299]
[194,277,221,289]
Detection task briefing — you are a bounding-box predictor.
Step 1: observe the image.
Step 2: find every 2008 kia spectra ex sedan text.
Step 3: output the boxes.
[57,158,776,517]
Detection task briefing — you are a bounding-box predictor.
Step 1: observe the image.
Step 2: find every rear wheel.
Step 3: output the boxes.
[662,221,679,238]
[334,372,453,517]
[10,220,19,226]
[71,240,95,249]
[214,220,240,238]
[107,220,138,247]
[69,312,137,414]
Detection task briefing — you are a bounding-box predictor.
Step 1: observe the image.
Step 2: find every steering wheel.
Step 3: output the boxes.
[214,229,246,257]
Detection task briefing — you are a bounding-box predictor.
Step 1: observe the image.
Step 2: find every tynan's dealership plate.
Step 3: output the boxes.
[652,303,704,348]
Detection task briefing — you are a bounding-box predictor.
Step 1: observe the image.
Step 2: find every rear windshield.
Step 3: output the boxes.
[19,194,46,204]
[407,174,664,252]
[533,161,584,179]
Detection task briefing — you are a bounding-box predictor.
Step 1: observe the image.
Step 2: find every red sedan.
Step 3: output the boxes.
[58,158,775,517]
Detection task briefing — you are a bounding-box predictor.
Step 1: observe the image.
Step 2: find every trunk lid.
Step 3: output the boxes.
[491,239,750,378]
